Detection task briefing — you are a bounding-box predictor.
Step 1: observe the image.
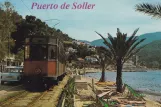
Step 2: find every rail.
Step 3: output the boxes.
[0,90,28,106]
[27,90,48,107]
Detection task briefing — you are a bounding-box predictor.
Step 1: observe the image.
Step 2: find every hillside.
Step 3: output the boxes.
[137,40,161,68]
[82,32,161,68]
[79,40,91,44]
[90,32,161,47]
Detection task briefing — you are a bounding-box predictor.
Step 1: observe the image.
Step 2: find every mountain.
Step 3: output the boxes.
[137,39,161,68]
[79,40,91,44]
[91,32,161,47]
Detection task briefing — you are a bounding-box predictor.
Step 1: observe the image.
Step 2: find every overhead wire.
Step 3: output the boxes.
[20,0,33,15]
[19,0,60,30]
[39,0,60,28]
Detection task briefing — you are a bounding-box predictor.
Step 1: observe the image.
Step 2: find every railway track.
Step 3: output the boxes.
[0,84,24,97]
[27,86,54,107]
[0,90,28,107]
[0,84,24,91]
[0,86,55,107]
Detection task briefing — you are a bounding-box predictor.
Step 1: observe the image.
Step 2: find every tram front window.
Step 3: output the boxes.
[30,45,47,60]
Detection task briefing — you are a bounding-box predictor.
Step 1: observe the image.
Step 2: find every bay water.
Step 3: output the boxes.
[85,70,161,94]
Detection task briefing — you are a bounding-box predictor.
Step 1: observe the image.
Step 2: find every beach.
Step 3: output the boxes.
[74,73,161,107]
[77,68,161,106]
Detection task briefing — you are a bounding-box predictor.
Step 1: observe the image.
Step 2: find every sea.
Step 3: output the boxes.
[85,70,161,94]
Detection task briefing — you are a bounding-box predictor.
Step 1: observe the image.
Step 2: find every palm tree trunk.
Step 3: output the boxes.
[116,58,123,92]
[99,63,105,82]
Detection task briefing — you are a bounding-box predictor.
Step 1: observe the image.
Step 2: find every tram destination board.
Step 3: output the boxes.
[32,38,48,44]
[25,37,57,45]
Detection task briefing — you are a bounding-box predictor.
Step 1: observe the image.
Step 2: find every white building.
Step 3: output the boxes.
[67,47,77,53]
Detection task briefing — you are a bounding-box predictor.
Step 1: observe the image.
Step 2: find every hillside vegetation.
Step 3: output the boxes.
[0,1,73,61]
[137,40,161,68]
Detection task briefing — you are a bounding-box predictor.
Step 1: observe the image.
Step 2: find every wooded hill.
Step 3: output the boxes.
[0,1,73,61]
[137,40,161,69]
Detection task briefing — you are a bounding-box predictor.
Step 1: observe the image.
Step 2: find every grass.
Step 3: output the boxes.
[63,77,75,107]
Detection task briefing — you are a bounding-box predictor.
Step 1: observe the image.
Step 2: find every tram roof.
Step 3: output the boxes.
[25,36,61,39]
[25,36,64,45]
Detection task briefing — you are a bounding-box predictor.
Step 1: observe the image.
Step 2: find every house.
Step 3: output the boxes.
[67,47,77,53]
[88,46,96,51]
[72,40,81,45]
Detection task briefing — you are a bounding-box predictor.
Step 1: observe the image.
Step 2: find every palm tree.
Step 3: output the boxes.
[95,28,146,92]
[135,3,161,18]
[94,47,113,82]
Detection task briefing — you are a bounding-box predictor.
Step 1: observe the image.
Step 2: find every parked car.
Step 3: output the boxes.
[0,66,23,85]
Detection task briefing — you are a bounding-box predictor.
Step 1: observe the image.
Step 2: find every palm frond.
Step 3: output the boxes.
[131,28,139,37]
[95,31,116,57]
[135,3,161,18]
[95,28,146,65]
[125,38,146,59]
[95,46,115,65]
[123,44,147,63]
[107,33,117,51]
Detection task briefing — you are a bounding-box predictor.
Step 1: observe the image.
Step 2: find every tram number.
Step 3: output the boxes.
[35,68,41,74]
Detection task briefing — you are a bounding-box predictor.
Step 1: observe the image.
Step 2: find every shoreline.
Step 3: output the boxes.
[84,69,161,73]
[76,75,161,107]
[136,90,161,103]
[82,69,161,104]
[72,68,161,74]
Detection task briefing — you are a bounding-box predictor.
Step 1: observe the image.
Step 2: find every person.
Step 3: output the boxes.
[76,68,78,75]
[83,67,86,76]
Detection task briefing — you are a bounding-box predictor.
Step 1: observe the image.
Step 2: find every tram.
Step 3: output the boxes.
[23,36,66,89]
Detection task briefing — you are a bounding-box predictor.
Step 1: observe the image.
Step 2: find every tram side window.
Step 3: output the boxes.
[59,47,66,63]
[58,43,65,63]
[48,46,57,59]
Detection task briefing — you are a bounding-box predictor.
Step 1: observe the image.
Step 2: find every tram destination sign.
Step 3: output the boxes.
[31,38,48,44]
[30,38,57,44]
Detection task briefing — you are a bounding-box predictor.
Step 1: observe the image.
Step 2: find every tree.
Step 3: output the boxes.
[0,1,20,59]
[0,42,7,60]
[15,49,24,61]
[135,3,161,18]
[11,15,52,53]
[94,47,112,82]
[11,15,73,53]
[95,28,145,92]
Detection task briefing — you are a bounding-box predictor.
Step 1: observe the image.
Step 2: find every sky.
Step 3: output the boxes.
[0,0,161,41]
